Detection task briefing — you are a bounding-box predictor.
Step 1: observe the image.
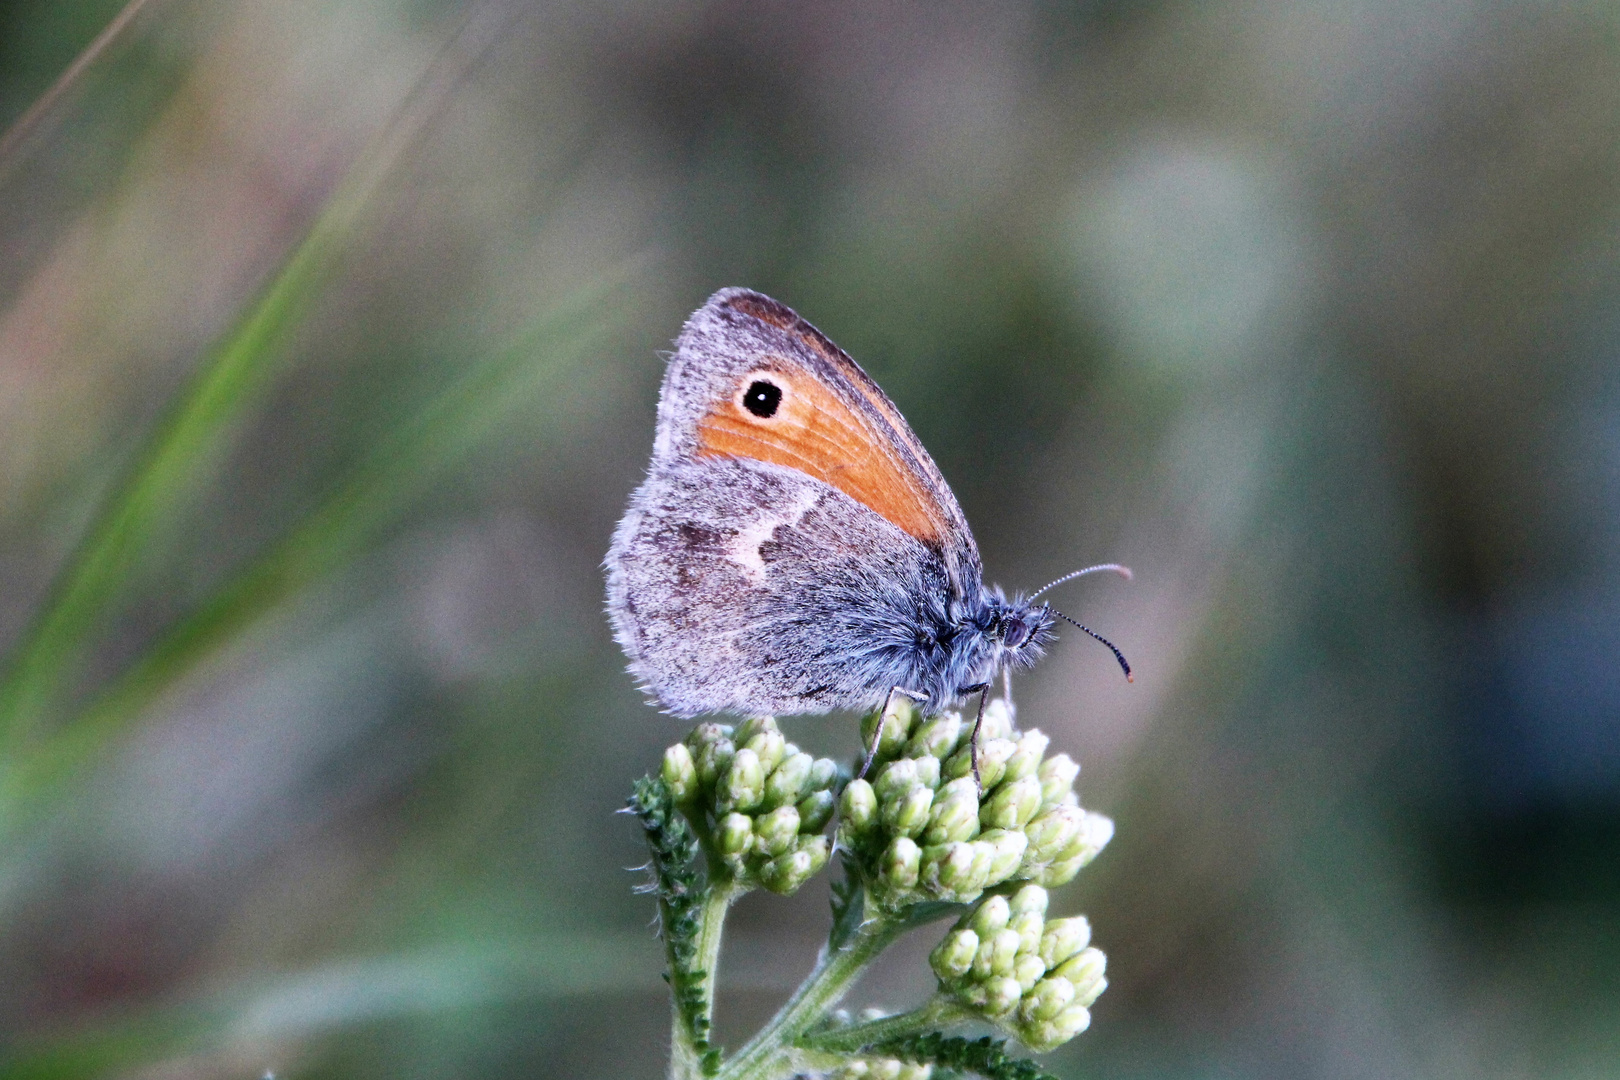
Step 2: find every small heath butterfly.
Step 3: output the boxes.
[605,289,1129,746]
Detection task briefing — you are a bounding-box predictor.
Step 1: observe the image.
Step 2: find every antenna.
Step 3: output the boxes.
[1050,608,1133,683]
[1029,563,1133,599]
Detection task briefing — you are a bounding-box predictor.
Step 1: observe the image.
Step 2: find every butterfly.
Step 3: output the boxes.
[604,288,1129,744]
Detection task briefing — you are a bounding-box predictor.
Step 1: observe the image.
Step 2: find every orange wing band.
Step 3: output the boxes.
[696,366,946,545]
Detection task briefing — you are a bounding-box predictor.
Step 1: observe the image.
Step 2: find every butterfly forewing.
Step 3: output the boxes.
[695,291,977,570]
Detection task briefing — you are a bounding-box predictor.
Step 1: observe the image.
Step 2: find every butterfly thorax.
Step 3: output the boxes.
[898,585,1057,714]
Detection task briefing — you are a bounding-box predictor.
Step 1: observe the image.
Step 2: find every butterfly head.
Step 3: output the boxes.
[980,589,1058,671]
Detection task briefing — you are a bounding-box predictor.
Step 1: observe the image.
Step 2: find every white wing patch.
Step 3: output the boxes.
[728,485,820,585]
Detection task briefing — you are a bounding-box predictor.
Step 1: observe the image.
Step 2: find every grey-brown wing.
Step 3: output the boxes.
[605,456,952,717]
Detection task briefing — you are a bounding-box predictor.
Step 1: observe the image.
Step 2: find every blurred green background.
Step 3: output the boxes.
[3,1,1619,1077]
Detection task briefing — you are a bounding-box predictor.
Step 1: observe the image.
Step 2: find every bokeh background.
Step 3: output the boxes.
[3,1,1619,1077]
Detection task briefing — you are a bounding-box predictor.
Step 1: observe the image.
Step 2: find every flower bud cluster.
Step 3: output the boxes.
[663,717,840,895]
[836,698,1113,907]
[929,885,1106,1052]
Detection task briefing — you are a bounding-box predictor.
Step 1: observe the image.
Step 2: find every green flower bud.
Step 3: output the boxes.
[718,748,765,812]
[840,779,878,832]
[968,894,1011,938]
[797,789,836,833]
[980,775,1042,830]
[809,757,840,791]
[1009,883,1049,917]
[930,927,980,980]
[873,758,921,801]
[897,1064,932,1080]
[904,713,961,760]
[754,804,801,856]
[732,716,771,744]
[1002,729,1050,782]
[1023,1005,1090,1051]
[921,841,978,899]
[1036,854,1085,887]
[742,723,787,774]
[694,735,736,788]
[763,751,814,809]
[686,721,732,752]
[981,975,1023,1017]
[965,840,998,893]
[1038,753,1079,806]
[883,783,934,837]
[718,812,753,856]
[1078,811,1115,860]
[759,850,810,894]
[978,828,1028,885]
[869,1061,901,1080]
[1013,952,1047,992]
[1053,946,1107,1004]
[1038,916,1092,968]
[943,737,1014,788]
[913,754,942,790]
[882,836,921,889]
[923,778,980,844]
[832,1061,869,1079]
[862,699,916,760]
[661,742,698,802]
[759,834,828,894]
[979,698,1015,741]
[988,927,1022,977]
[1022,805,1084,866]
[1020,975,1075,1023]
[1010,910,1045,956]
[798,833,830,872]
[1040,813,1111,884]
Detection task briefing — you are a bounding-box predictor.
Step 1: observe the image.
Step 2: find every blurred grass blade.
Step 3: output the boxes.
[0,935,654,1079]
[0,0,158,171]
[0,267,628,823]
[0,8,501,757]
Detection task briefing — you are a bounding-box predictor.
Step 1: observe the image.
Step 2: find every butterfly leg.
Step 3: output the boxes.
[958,682,992,793]
[859,686,927,779]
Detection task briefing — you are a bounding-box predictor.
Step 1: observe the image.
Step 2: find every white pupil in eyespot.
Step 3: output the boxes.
[744,379,783,418]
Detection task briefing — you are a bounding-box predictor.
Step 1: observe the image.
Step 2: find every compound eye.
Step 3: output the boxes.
[1004,618,1031,649]
[743,379,783,418]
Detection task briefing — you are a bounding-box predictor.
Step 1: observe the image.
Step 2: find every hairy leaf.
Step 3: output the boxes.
[870,1033,1059,1080]
[628,775,716,1067]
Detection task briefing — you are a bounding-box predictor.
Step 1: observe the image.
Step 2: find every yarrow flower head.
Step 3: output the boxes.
[664,716,840,895]
[634,696,1118,1079]
[929,885,1107,1052]
[837,698,1113,910]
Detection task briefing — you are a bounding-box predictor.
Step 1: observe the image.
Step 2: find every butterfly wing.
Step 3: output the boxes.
[651,288,980,584]
[608,454,969,716]
[605,289,989,716]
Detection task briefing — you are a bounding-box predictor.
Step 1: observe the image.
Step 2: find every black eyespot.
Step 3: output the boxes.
[743,379,782,418]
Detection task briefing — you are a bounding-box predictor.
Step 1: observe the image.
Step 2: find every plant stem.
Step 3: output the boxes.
[715,913,909,1080]
[669,872,740,1080]
[796,995,968,1055]
[695,881,737,1034]
[670,1003,705,1080]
